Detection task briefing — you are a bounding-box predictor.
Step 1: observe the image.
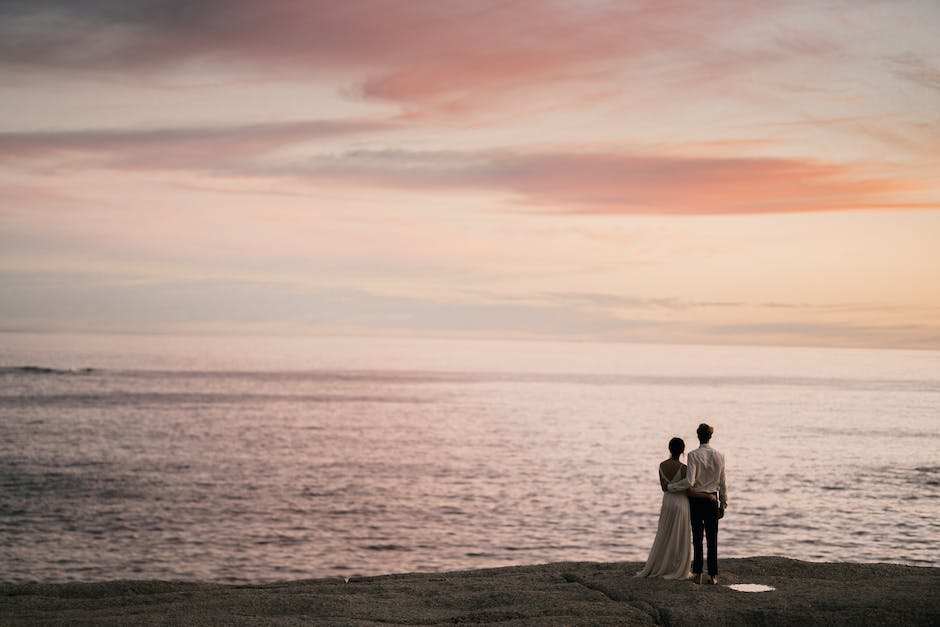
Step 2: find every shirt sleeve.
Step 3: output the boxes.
[719,453,728,508]
[686,451,698,489]
[667,477,690,492]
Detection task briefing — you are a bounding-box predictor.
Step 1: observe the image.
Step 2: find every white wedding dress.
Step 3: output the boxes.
[635,465,692,579]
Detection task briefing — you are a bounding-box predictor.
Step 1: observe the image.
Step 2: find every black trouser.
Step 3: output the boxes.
[690,496,719,576]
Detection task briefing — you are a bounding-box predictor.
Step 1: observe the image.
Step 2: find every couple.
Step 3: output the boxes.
[636,423,727,584]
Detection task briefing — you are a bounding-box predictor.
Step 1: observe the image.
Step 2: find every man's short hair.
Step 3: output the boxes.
[697,423,714,443]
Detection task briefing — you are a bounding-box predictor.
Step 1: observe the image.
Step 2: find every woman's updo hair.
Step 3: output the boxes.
[668,437,685,458]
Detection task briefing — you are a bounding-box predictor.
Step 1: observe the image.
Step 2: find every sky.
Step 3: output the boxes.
[1,0,939,349]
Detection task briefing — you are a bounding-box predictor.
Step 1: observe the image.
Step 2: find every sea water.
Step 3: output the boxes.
[1,333,937,583]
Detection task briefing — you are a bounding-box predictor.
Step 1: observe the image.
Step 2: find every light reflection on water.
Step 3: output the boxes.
[728,584,776,592]
[0,334,938,583]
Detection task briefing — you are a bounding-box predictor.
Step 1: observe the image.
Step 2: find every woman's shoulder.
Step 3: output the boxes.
[661,459,687,474]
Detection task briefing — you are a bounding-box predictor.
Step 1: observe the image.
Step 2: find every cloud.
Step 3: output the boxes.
[499,153,925,215]
[4,1,935,132]
[5,270,938,349]
[0,118,393,170]
[3,128,931,214]
[493,291,742,311]
[0,270,644,337]
[281,149,930,215]
[889,53,940,92]
[0,0,747,115]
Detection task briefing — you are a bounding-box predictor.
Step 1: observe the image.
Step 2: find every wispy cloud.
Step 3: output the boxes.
[0,118,393,167]
[889,53,940,92]
[0,1,755,115]
[0,270,645,337]
[493,291,742,311]
[4,130,931,214]
[5,269,938,348]
[280,149,931,215]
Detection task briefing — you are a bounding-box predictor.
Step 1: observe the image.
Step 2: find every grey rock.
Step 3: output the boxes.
[1,557,936,626]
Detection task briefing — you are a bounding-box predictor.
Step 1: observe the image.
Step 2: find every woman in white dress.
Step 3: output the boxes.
[636,437,718,579]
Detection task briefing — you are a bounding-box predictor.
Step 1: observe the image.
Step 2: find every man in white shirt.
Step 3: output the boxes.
[686,423,727,584]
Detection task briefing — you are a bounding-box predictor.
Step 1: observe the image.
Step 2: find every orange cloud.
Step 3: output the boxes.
[285,149,933,215]
[497,153,923,215]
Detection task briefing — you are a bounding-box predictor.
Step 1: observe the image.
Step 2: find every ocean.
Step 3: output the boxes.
[1,333,938,584]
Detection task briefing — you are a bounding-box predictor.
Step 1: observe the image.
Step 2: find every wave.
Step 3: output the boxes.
[0,366,95,375]
[803,426,940,439]
[0,392,428,408]
[362,544,412,552]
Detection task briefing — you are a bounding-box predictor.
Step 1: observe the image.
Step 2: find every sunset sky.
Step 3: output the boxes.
[1,0,939,348]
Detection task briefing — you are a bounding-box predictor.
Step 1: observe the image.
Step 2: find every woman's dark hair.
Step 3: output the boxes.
[668,437,685,458]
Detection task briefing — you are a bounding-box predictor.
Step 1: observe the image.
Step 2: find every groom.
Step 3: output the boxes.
[686,423,727,585]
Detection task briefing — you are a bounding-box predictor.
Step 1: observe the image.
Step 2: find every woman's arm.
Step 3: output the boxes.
[665,463,689,493]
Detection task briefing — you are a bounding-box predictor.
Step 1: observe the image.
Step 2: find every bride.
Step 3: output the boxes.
[636,437,718,579]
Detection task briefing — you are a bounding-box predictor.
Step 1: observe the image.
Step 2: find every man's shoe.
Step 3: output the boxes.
[692,573,703,585]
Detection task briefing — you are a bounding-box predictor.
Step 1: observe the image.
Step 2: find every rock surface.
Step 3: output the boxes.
[2,557,937,625]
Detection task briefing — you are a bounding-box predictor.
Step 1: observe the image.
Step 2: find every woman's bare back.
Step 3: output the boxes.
[659,459,686,491]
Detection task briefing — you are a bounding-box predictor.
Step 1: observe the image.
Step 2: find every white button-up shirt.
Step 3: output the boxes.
[687,443,727,508]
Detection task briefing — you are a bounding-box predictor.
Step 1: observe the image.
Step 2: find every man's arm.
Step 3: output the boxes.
[718,453,727,509]
[686,451,698,490]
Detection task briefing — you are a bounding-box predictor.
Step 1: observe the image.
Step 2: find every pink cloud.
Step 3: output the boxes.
[5,1,935,133]
[0,1,751,115]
